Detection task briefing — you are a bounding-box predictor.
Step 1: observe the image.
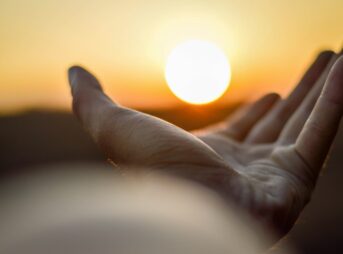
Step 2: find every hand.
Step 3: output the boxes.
[68,50,343,238]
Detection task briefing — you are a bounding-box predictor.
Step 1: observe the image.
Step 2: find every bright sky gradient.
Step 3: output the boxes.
[0,0,342,112]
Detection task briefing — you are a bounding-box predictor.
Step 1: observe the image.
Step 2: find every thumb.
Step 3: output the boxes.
[68,66,228,170]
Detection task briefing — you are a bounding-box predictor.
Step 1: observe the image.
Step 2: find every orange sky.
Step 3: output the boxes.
[0,0,342,112]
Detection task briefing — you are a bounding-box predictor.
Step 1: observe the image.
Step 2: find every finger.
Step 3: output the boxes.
[245,50,334,144]
[278,51,341,145]
[295,55,343,174]
[215,93,280,141]
[68,66,226,169]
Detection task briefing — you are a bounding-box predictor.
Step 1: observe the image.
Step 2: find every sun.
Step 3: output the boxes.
[165,40,231,105]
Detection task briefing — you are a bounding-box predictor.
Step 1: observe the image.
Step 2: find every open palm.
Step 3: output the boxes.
[68,50,343,238]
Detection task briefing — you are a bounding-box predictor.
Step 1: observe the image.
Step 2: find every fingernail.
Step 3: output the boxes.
[68,66,82,94]
[267,92,281,102]
[68,65,103,94]
[321,50,335,58]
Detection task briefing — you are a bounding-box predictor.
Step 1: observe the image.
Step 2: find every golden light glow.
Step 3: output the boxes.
[165,40,231,104]
[0,0,342,112]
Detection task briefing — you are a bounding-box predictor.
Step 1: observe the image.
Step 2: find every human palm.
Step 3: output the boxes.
[68,50,343,238]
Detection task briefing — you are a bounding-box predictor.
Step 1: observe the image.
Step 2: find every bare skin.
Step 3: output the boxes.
[68,50,343,238]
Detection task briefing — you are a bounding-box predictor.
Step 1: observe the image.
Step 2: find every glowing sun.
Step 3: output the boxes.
[165,40,231,105]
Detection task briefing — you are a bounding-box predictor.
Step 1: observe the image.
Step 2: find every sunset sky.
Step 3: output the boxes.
[1,0,342,112]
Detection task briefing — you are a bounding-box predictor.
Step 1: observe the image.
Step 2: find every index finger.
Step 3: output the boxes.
[246,50,334,144]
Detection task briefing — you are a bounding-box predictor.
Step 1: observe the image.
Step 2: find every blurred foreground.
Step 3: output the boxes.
[1,166,276,254]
